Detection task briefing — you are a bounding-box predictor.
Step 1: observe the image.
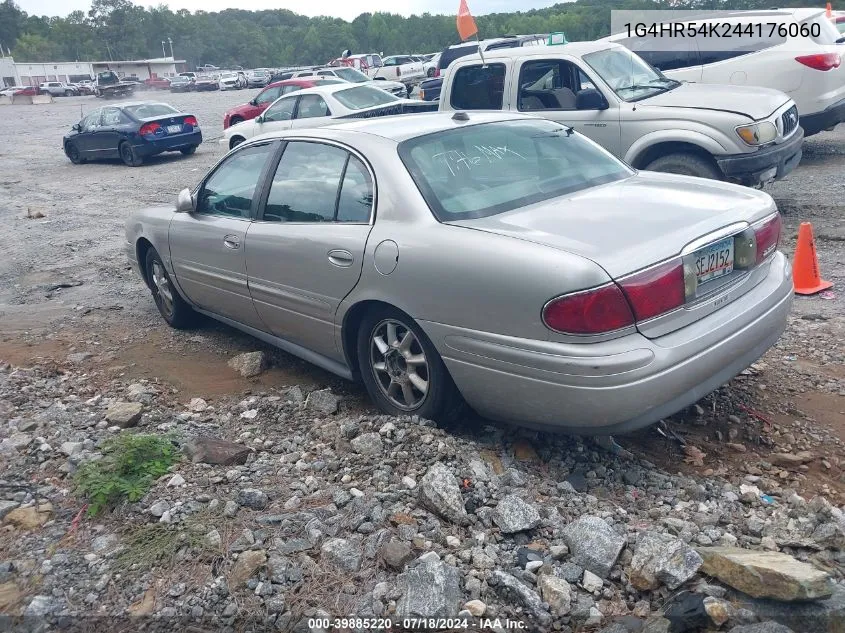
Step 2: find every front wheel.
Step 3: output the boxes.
[357,307,465,423]
[119,142,144,167]
[229,136,245,150]
[144,247,196,329]
[644,152,722,181]
[180,145,197,156]
[64,90,73,97]
[64,141,84,164]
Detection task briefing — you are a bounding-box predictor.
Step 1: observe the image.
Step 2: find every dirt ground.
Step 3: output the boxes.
[0,90,843,500]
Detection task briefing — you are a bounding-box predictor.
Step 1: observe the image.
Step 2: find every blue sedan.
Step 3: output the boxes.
[63,102,203,167]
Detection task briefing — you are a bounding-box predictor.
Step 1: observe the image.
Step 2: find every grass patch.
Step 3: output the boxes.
[75,432,178,515]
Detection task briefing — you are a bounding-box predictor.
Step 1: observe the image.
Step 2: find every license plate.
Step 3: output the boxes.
[167,124,182,134]
[694,237,734,284]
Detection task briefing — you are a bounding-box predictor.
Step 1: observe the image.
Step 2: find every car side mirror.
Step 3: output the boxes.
[176,188,195,213]
[576,88,608,111]
[72,123,81,132]
[255,114,264,124]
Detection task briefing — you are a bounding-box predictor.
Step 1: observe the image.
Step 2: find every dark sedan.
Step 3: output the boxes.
[63,102,202,167]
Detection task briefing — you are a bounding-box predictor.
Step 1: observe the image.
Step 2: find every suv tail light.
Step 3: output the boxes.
[543,284,634,335]
[618,260,686,322]
[753,213,782,264]
[795,53,841,71]
[139,121,161,136]
[183,116,198,127]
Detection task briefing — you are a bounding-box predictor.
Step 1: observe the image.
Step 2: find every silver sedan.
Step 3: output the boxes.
[125,112,793,433]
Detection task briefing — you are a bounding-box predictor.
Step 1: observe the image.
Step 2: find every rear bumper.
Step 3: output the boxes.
[422,252,793,434]
[135,130,203,156]
[800,97,845,136]
[716,128,803,186]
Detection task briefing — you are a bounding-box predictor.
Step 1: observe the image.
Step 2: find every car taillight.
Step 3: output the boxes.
[183,116,198,127]
[139,122,161,136]
[543,284,634,335]
[618,260,686,322]
[434,68,440,77]
[754,214,782,264]
[795,53,841,71]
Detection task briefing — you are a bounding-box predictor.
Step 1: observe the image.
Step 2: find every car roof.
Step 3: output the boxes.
[454,40,621,62]
[266,77,338,89]
[107,101,175,109]
[277,83,380,98]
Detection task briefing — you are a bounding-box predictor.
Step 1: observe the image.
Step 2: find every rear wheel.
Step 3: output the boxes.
[64,90,73,97]
[64,141,84,164]
[180,145,198,156]
[119,142,143,167]
[357,306,466,424]
[427,67,435,77]
[144,247,196,329]
[644,152,722,181]
[229,136,245,150]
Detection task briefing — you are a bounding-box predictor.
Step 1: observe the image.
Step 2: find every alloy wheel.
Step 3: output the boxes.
[369,318,429,410]
[151,261,174,318]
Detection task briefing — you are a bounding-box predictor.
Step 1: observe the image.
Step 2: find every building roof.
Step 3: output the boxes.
[91,58,186,65]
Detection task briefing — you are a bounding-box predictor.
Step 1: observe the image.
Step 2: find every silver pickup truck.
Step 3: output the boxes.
[439,41,803,186]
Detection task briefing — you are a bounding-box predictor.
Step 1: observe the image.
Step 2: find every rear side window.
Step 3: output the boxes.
[695,23,786,65]
[450,63,506,110]
[439,44,480,70]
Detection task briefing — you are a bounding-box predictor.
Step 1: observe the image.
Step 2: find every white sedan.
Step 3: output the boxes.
[223,83,436,149]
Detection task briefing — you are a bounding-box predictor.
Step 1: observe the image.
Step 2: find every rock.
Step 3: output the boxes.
[630,531,703,590]
[105,402,143,427]
[0,501,20,520]
[704,596,730,627]
[149,500,170,517]
[728,625,796,633]
[550,544,569,560]
[698,547,834,601]
[305,388,340,415]
[3,506,50,530]
[559,561,584,583]
[321,538,361,572]
[401,476,417,490]
[188,397,208,412]
[166,474,185,487]
[730,584,845,632]
[351,432,383,456]
[60,441,83,456]
[641,616,672,633]
[228,351,266,377]
[237,489,269,510]
[566,472,588,492]
[204,529,222,549]
[585,607,603,627]
[127,587,156,617]
[379,539,413,571]
[0,581,22,611]
[182,436,252,465]
[396,557,462,619]
[769,452,813,467]
[24,595,59,617]
[267,554,302,584]
[492,495,541,534]
[538,575,572,615]
[463,600,486,617]
[663,592,708,633]
[418,462,469,525]
[491,571,551,622]
[582,569,603,593]
[562,515,626,578]
[91,534,118,553]
[229,550,267,588]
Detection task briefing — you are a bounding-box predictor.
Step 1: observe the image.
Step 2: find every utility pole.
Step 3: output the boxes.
[161,41,166,58]
[168,37,173,59]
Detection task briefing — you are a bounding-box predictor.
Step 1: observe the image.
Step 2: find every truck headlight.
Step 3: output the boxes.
[736,121,777,146]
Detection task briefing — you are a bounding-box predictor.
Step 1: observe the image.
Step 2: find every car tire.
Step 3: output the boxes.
[427,67,435,77]
[64,90,73,97]
[357,306,466,424]
[119,142,144,167]
[64,141,85,164]
[180,145,198,156]
[229,116,244,126]
[144,247,196,329]
[644,152,722,180]
[229,136,245,150]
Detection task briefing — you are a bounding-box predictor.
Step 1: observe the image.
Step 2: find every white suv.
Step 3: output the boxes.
[606,9,845,135]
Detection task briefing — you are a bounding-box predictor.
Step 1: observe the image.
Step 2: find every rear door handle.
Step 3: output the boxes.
[223,235,240,249]
[328,249,354,267]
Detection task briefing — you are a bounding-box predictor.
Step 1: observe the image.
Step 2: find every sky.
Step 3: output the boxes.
[17,0,561,21]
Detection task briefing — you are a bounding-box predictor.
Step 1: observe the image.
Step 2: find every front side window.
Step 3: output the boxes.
[333,86,399,110]
[296,95,331,119]
[263,142,373,223]
[398,119,631,221]
[263,97,296,122]
[197,143,274,218]
[583,47,679,102]
[450,63,506,110]
[255,86,281,105]
[80,110,101,132]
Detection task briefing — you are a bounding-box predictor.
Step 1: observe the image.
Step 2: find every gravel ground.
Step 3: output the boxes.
[0,91,844,632]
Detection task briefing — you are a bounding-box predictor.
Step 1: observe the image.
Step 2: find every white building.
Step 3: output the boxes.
[0,56,186,87]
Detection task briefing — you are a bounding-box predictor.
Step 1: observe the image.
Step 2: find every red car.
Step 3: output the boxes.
[222,78,345,129]
[15,86,38,96]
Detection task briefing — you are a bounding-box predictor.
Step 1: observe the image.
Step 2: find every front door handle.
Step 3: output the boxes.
[328,249,354,267]
[223,235,240,250]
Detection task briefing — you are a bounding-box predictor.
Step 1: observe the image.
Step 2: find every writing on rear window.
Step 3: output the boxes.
[432,145,527,176]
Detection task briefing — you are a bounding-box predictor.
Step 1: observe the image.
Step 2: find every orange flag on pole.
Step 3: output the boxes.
[457,0,478,41]
[826,2,832,17]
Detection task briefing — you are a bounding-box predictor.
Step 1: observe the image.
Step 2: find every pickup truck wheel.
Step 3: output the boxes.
[644,152,722,181]
[144,247,196,329]
[119,142,144,167]
[357,306,467,425]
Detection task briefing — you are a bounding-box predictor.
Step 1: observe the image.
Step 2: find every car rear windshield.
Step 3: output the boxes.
[398,119,632,221]
[805,13,844,44]
[333,67,370,83]
[124,104,179,118]
[333,85,399,110]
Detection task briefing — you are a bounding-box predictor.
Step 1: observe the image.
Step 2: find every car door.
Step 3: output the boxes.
[510,58,622,156]
[253,95,297,135]
[245,140,374,361]
[289,94,332,129]
[168,141,277,330]
[92,106,127,158]
[74,109,103,157]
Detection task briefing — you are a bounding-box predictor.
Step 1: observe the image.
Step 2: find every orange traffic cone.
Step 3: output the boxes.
[793,222,833,295]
